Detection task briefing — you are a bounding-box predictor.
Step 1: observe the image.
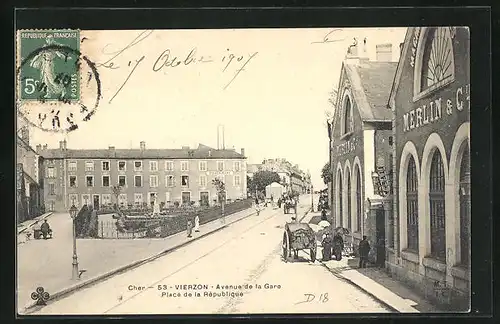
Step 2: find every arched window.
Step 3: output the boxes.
[406,156,419,252]
[338,174,343,227]
[421,28,454,92]
[356,167,362,232]
[459,143,470,266]
[346,171,352,230]
[429,150,446,260]
[343,97,353,134]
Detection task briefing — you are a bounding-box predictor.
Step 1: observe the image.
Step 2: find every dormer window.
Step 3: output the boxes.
[414,27,455,101]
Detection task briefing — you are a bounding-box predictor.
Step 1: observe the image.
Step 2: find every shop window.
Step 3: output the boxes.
[406,156,419,252]
[338,173,343,227]
[459,144,470,266]
[429,150,446,260]
[356,168,362,232]
[346,171,352,230]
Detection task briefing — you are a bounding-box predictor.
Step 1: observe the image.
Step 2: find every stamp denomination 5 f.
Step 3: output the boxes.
[18,30,80,102]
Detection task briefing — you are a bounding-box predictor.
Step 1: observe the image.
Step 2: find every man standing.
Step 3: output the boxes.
[40,219,51,239]
[358,236,370,268]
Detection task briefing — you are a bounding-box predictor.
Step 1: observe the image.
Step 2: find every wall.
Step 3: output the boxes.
[389,27,470,311]
[330,72,365,229]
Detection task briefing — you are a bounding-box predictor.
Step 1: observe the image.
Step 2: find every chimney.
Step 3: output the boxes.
[36,144,42,153]
[345,37,369,65]
[43,144,48,150]
[240,148,245,156]
[20,127,29,144]
[208,150,212,157]
[140,141,146,151]
[376,43,393,62]
[62,140,67,150]
[181,146,190,150]
[109,146,115,156]
[59,141,65,150]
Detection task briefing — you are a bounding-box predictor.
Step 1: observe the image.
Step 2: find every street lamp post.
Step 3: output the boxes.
[311,184,314,212]
[69,205,79,280]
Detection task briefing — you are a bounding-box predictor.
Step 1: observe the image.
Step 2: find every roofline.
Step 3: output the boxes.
[362,119,392,123]
[388,28,413,110]
[41,156,247,160]
[331,62,347,136]
[16,135,39,156]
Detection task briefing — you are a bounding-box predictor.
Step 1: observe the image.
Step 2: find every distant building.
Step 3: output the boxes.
[247,158,310,194]
[39,142,247,212]
[16,125,44,223]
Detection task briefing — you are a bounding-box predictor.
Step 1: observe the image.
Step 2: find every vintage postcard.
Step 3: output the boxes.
[16,27,470,315]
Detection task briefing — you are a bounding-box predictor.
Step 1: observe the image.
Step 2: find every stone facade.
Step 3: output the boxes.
[388,27,470,311]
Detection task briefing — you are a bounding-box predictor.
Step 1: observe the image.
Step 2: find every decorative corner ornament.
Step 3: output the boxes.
[409,27,421,68]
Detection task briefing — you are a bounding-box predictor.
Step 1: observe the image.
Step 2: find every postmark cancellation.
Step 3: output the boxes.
[16,29,101,133]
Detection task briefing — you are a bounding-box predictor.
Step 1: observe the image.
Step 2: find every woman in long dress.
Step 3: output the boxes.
[194,214,200,232]
[29,35,69,98]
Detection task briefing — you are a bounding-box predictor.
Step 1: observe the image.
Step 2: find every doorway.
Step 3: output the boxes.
[93,194,100,210]
[200,191,209,207]
[182,192,191,205]
[375,208,386,266]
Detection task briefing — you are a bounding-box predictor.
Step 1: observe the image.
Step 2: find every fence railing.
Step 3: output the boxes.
[97,199,253,239]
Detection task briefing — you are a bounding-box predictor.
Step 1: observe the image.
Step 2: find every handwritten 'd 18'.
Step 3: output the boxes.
[296,293,329,304]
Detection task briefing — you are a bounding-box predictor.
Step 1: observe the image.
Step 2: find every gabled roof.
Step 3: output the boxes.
[388,28,413,110]
[41,143,245,160]
[16,136,38,156]
[345,61,398,121]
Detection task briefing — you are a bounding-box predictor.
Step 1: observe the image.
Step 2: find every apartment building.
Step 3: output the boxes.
[16,125,44,223]
[39,141,247,212]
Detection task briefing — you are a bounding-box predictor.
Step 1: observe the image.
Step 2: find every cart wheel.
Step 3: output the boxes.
[310,247,316,262]
[282,232,290,261]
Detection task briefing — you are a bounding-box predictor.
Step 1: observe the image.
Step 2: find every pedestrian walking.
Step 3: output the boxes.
[186,219,193,238]
[333,233,344,261]
[358,235,370,268]
[194,214,200,232]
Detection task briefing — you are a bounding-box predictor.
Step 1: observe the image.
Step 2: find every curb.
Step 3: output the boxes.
[22,208,258,314]
[18,212,54,235]
[318,261,400,313]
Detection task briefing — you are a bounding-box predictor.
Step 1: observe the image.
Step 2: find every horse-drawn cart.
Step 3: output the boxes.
[282,222,317,262]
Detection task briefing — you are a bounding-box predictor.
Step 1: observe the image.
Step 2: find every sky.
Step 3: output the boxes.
[22,27,407,189]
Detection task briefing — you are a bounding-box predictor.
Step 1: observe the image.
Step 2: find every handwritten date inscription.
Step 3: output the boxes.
[96,30,259,103]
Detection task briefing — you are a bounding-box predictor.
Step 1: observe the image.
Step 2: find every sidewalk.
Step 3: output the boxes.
[320,252,438,312]
[301,210,437,313]
[17,212,54,236]
[17,206,258,314]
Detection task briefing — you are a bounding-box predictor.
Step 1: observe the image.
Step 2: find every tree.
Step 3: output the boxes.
[212,178,226,204]
[111,185,122,210]
[321,162,332,185]
[252,170,281,192]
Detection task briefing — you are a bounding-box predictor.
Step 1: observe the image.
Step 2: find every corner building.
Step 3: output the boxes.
[387,27,470,310]
[329,41,397,252]
[40,142,247,212]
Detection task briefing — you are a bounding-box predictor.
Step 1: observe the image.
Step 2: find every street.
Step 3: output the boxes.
[32,195,391,314]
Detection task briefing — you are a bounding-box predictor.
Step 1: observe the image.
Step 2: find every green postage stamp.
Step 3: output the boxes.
[17,30,80,103]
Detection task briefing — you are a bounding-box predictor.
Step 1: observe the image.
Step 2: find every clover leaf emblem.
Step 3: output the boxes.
[31,286,50,305]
